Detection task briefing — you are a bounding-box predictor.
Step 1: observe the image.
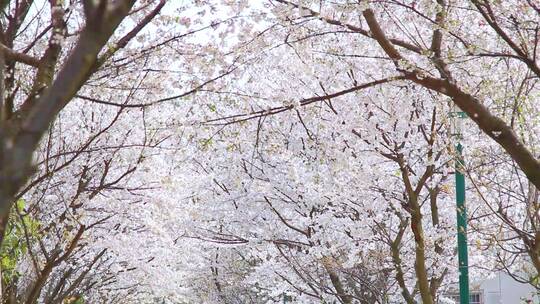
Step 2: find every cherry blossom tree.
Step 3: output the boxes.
[0,0,538,302]
[0,0,238,301]
[159,0,539,303]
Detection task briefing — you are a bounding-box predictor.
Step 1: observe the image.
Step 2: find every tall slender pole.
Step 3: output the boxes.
[453,110,469,304]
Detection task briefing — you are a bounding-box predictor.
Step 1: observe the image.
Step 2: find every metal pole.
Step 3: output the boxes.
[453,110,469,304]
[456,142,469,304]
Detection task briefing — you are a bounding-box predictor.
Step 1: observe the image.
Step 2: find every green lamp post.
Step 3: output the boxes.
[452,108,469,304]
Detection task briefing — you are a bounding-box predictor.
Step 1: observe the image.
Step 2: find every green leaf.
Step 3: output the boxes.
[0,199,41,284]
